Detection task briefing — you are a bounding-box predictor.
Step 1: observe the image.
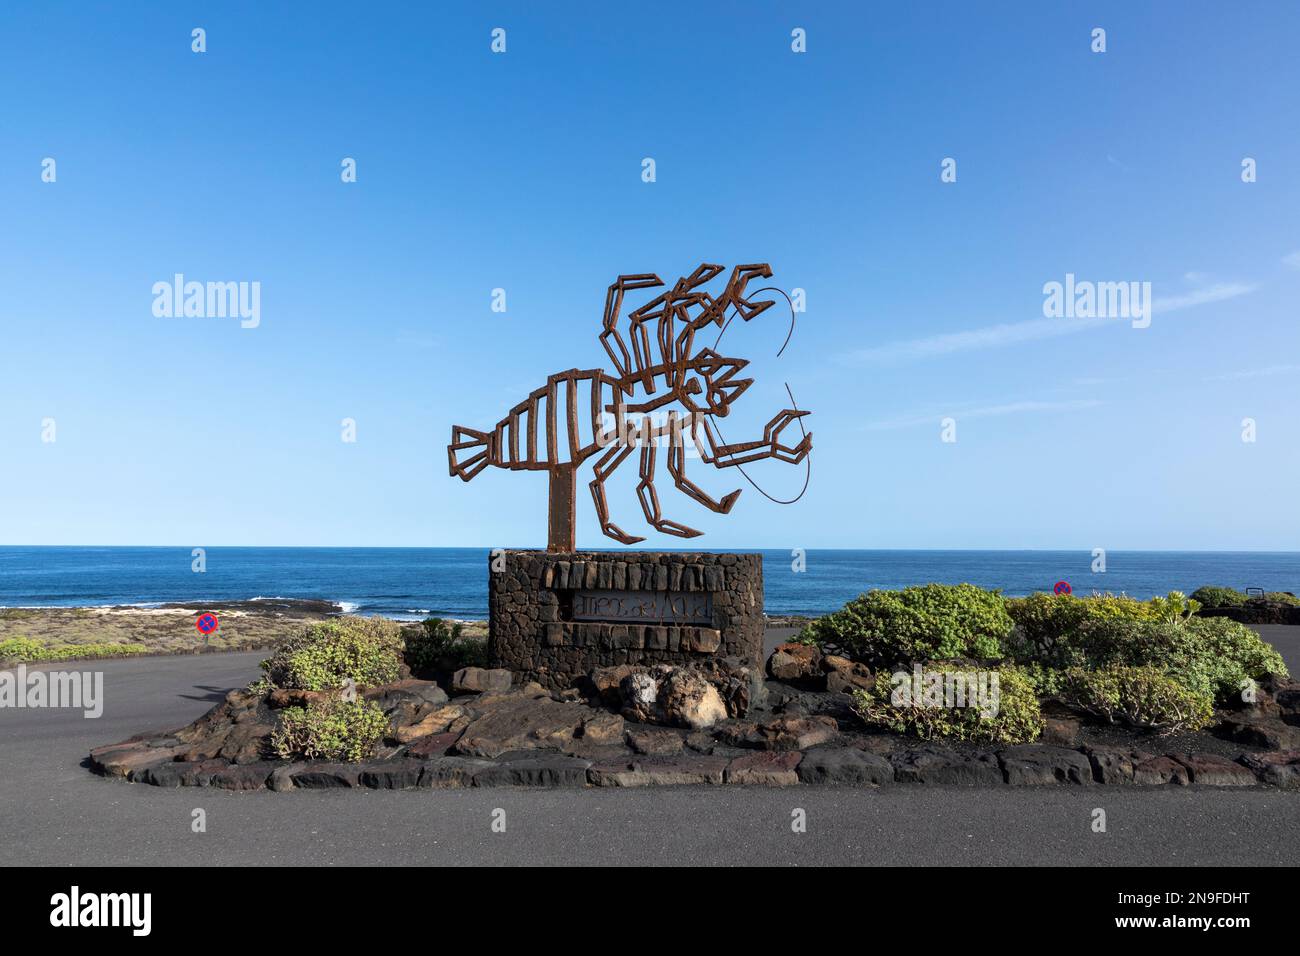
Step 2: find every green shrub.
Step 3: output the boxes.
[1189,586,1298,608]
[0,638,149,663]
[260,616,404,691]
[1019,661,1070,697]
[1189,585,1247,608]
[851,664,1043,744]
[1004,592,1156,666]
[1059,665,1214,732]
[0,637,46,662]
[798,584,1014,667]
[271,697,388,762]
[1004,592,1284,703]
[1261,591,1300,606]
[405,617,489,673]
[1056,616,1287,704]
[1145,590,1201,624]
[1187,615,1290,694]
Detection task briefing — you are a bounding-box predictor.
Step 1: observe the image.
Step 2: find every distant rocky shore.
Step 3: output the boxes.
[1,600,478,664]
[1,599,803,666]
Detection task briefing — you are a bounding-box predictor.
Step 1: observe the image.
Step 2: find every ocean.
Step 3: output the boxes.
[0,547,1296,620]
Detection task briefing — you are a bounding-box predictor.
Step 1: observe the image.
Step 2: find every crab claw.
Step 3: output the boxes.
[767,409,812,463]
[727,264,775,323]
[775,431,812,464]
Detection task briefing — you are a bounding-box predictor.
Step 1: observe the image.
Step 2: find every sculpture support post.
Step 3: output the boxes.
[547,465,577,553]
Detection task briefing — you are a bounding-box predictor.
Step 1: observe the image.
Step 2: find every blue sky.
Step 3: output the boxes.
[1,1,1297,550]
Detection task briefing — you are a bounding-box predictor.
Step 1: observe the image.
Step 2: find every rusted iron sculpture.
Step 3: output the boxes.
[449,263,811,552]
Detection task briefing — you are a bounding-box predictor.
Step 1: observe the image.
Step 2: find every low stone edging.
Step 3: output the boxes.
[87,661,1300,793]
[90,739,1298,791]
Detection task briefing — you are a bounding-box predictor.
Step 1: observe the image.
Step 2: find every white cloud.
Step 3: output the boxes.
[843,281,1256,365]
[1204,364,1300,382]
[395,330,439,349]
[1151,282,1256,313]
[844,316,1102,363]
[1283,250,1300,271]
[863,398,1103,431]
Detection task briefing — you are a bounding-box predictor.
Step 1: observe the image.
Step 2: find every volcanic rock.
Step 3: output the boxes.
[796,747,893,785]
[891,746,1003,785]
[1131,755,1190,786]
[1218,713,1300,751]
[766,642,823,684]
[588,755,729,787]
[822,656,874,695]
[658,670,728,730]
[452,667,513,695]
[391,704,468,744]
[1173,753,1256,786]
[724,751,802,786]
[999,744,1093,785]
[1236,750,1300,789]
[626,729,685,756]
[452,694,600,758]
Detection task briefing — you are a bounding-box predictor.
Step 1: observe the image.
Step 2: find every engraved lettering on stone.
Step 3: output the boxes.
[572,589,713,625]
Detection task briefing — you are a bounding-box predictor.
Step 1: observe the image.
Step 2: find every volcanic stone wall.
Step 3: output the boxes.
[488,550,764,689]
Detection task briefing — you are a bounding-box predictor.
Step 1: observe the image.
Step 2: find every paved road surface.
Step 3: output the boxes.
[1,627,1298,866]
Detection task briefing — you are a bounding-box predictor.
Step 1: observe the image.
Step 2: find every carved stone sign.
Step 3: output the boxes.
[489,551,764,690]
[572,589,713,625]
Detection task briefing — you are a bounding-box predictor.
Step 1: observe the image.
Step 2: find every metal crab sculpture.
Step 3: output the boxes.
[449,263,811,551]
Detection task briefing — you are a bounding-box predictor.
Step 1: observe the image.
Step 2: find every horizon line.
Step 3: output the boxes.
[2,544,1299,555]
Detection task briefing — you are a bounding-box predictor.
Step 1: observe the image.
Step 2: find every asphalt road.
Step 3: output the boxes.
[1,628,1298,867]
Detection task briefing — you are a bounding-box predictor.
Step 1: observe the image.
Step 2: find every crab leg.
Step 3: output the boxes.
[589,438,645,545]
[635,424,703,538]
[666,413,741,514]
[600,273,663,381]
